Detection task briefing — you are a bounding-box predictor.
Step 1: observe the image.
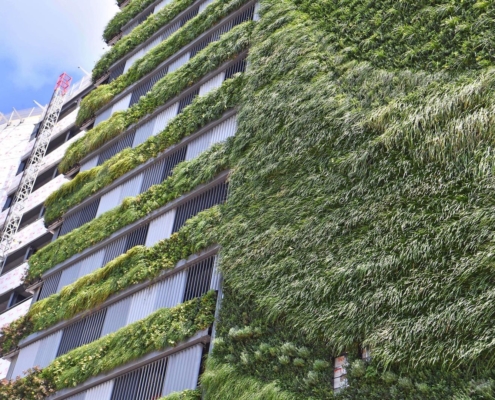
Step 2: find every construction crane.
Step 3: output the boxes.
[0,73,72,266]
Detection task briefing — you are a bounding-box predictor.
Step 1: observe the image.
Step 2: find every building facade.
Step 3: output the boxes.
[2,0,494,399]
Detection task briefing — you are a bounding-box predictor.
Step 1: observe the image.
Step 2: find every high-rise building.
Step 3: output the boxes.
[1,0,495,398]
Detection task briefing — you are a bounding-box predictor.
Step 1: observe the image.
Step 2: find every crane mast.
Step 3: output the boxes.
[0,73,72,266]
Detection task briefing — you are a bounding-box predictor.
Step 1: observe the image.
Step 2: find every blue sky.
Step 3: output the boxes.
[0,0,119,114]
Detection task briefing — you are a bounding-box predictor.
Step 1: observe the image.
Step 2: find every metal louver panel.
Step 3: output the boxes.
[162,345,203,395]
[154,0,173,13]
[161,146,187,180]
[59,198,101,236]
[140,159,166,194]
[199,0,215,13]
[168,52,190,73]
[132,118,156,148]
[231,4,256,28]
[109,61,126,83]
[111,357,168,400]
[38,270,62,300]
[199,72,226,96]
[57,319,85,357]
[102,236,127,266]
[95,107,113,127]
[119,173,144,202]
[145,209,176,247]
[84,380,115,400]
[254,1,261,21]
[66,392,86,400]
[33,331,63,369]
[57,261,82,292]
[123,19,140,37]
[11,340,41,378]
[126,285,158,325]
[79,155,98,172]
[57,308,107,357]
[161,21,181,41]
[180,6,200,27]
[210,255,221,291]
[154,270,187,310]
[144,35,163,54]
[225,57,248,80]
[77,198,101,228]
[97,130,136,166]
[152,103,179,135]
[183,256,215,301]
[185,115,237,161]
[129,66,168,107]
[101,297,132,337]
[134,357,168,400]
[172,182,229,233]
[178,88,199,114]
[112,93,132,114]
[124,49,145,73]
[59,211,81,236]
[77,249,106,278]
[6,356,17,380]
[111,368,141,400]
[124,224,150,252]
[97,186,123,217]
[79,308,107,346]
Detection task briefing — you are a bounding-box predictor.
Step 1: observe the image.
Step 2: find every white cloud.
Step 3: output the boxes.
[0,0,118,88]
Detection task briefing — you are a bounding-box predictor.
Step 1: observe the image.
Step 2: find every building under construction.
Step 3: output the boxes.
[1,0,495,399]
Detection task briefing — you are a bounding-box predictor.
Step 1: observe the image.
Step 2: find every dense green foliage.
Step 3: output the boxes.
[103,0,157,42]
[93,0,249,83]
[83,0,250,126]
[30,144,227,282]
[199,0,495,398]
[66,21,252,171]
[159,389,201,400]
[45,77,243,224]
[11,0,495,397]
[44,291,216,390]
[0,293,216,399]
[2,208,219,353]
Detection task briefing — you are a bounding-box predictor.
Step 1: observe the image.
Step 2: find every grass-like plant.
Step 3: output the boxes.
[2,208,220,353]
[66,20,253,171]
[103,0,158,42]
[45,76,243,224]
[1,292,215,398]
[85,0,252,124]
[94,0,250,83]
[30,144,229,282]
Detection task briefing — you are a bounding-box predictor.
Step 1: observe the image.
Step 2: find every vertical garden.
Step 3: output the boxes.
[3,0,495,398]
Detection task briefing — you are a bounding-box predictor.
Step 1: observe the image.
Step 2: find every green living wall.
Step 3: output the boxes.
[5,0,495,398]
[201,0,495,398]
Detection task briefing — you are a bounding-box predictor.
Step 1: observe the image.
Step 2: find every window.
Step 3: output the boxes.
[2,194,14,211]
[16,157,28,175]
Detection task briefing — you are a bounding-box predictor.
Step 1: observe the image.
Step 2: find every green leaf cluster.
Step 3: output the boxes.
[103,0,157,42]
[158,389,201,400]
[198,0,495,397]
[0,292,216,398]
[84,0,251,125]
[2,207,220,353]
[30,143,228,282]
[44,76,243,224]
[95,0,195,82]
[66,20,253,171]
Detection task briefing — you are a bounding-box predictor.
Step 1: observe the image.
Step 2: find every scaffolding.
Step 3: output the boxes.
[0,73,72,266]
